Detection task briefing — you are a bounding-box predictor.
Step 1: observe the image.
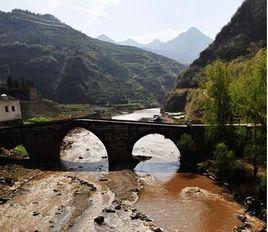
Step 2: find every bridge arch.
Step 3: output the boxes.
[59,126,109,171]
[131,132,181,172]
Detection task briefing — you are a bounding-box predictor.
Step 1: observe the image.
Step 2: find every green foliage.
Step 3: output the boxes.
[24,116,51,124]
[230,49,267,127]
[203,50,266,177]
[185,88,206,121]
[177,134,195,155]
[164,89,188,112]
[12,145,28,157]
[204,60,233,141]
[213,143,238,180]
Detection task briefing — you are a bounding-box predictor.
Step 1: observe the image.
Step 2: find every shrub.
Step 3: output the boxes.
[177,134,195,155]
[213,143,238,180]
[12,145,28,158]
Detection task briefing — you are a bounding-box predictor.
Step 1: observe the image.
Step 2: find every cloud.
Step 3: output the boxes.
[0,0,119,32]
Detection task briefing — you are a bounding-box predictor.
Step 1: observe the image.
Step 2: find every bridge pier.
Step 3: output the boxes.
[106,141,140,170]
[23,130,62,162]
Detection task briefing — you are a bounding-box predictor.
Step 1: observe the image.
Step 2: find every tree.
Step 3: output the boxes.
[213,143,237,180]
[204,60,233,142]
[230,49,267,177]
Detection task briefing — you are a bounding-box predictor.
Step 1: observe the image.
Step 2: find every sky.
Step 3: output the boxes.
[0,0,245,43]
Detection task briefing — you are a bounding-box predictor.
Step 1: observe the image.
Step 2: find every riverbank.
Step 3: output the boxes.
[198,160,267,222]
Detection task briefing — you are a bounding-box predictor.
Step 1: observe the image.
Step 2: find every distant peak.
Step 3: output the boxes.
[98,34,110,39]
[146,39,164,47]
[119,38,142,47]
[152,39,163,43]
[97,34,116,43]
[124,38,137,42]
[187,27,200,32]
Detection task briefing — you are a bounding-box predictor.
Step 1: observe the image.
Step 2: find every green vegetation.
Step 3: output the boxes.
[24,116,51,124]
[177,134,195,155]
[12,145,28,158]
[199,50,267,218]
[203,50,266,178]
[164,89,189,112]
[213,143,243,181]
[0,10,184,106]
[185,89,206,122]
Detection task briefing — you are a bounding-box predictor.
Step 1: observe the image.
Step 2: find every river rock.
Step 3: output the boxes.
[244,196,262,216]
[103,208,116,213]
[94,216,104,225]
[151,227,164,232]
[131,212,153,222]
[32,211,39,216]
[237,214,247,223]
[115,204,121,210]
[0,198,8,204]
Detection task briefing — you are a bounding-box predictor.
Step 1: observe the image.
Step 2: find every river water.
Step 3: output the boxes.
[112,108,255,232]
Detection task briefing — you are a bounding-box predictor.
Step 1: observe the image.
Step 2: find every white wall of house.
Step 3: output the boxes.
[0,100,22,122]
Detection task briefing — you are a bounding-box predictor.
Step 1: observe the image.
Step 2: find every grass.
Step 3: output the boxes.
[24,116,51,125]
[12,145,28,158]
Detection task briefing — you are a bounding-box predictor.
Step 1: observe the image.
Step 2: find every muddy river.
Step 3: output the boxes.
[0,108,263,231]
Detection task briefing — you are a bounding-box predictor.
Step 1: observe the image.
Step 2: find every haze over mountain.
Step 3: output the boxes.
[0,9,185,105]
[97,27,213,64]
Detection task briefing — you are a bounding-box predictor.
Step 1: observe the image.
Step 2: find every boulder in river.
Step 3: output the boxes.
[94,216,104,225]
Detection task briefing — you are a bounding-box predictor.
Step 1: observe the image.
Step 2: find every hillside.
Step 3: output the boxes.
[0,9,185,105]
[165,0,266,112]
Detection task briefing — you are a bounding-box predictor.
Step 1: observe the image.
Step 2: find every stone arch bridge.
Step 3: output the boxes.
[0,118,208,171]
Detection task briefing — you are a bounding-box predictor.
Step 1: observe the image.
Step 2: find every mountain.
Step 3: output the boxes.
[155,27,213,64]
[165,0,266,112]
[118,38,143,48]
[145,39,165,50]
[98,28,213,64]
[97,34,116,44]
[0,9,185,105]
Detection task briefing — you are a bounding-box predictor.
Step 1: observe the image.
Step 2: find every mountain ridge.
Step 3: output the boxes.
[97,27,213,64]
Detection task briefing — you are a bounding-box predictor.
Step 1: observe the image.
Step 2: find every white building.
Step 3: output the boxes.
[0,94,22,126]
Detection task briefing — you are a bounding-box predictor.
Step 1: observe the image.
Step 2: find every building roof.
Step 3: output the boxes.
[0,94,17,101]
